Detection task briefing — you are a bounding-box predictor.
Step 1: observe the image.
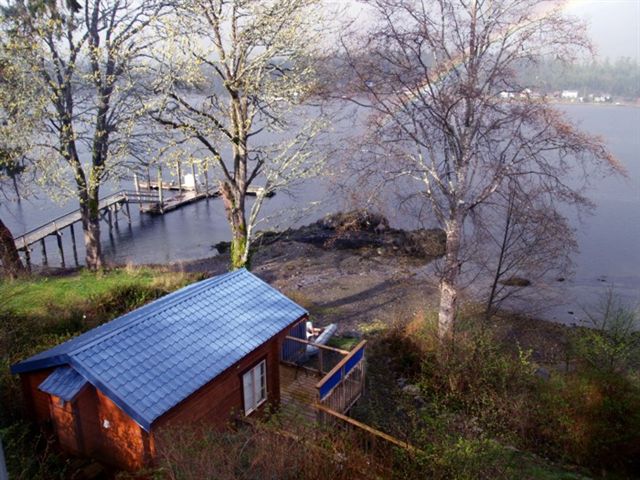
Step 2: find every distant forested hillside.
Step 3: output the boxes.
[521,58,640,98]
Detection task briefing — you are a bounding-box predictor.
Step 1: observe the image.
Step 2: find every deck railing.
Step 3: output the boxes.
[314,403,418,455]
[315,340,366,414]
[282,335,349,374]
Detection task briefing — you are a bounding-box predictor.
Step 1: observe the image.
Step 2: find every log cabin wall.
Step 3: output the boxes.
[20,370,54,423]
[49,385,150,470]
[21,372,151,471]
[154,329,290,432]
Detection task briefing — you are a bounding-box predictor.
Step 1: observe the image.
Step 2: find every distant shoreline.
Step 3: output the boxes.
[549,99,639,108]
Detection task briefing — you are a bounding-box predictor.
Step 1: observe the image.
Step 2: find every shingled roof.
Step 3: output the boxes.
[11,269,307,430]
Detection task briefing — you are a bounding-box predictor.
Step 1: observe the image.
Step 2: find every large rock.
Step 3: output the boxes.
[217,210,446,262]
[319,210,390,233]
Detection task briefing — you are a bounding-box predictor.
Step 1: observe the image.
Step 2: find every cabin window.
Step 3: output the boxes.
[243,359,267,415]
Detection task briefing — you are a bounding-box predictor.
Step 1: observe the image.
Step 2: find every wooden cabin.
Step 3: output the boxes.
[10,269,310,471]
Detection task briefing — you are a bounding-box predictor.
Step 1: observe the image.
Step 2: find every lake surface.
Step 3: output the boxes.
[1,104,638,326]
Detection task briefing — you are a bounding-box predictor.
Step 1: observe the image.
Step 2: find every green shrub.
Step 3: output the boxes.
[363,309,640,477]
[571,289,640,375]
[1,421,69,480]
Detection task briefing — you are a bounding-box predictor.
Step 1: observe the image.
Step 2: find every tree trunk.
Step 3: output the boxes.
[485,199,513,319]
[0,216,25,278]
[220,181,248,270]
[438,215,463,341]
[80,189,103,270]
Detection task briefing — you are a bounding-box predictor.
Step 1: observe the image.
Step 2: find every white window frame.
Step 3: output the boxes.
[243,359,267,415]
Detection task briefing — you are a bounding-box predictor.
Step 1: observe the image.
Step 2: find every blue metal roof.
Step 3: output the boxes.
[39,366,88,402]
[11,269,307,430]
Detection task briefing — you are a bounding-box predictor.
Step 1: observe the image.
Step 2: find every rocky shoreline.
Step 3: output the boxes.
[216,210,446,263]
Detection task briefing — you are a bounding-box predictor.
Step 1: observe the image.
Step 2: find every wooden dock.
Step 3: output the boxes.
[13,174,272,268]
[13,191,159,269]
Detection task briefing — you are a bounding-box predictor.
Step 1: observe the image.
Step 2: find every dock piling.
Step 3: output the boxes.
[134,173,142,212]
[203,164,209,196]
[23,238,31,271]
[40,238,48,266]
[69,224,79,266]
[191,162,198,194]
[56,232,65,268]
[124,201,132,225]
[157,165,164,213]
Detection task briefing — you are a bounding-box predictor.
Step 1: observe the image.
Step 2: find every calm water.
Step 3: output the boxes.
[1,104,638,325]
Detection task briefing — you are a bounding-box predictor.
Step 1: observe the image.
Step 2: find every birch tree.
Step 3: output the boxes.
[152,0,327,269]
[2,0,168,269]
[0,28,44,278]
[346,0,621,340]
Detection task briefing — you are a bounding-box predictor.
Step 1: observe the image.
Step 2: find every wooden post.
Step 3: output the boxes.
[157,165,164,213]
[133,173,142,212]
[319,349,324,374]
[114,204,119,228]
[40,238,48,266]
[177,161,182,194]
[107,206,113,230]
[191,161,198,193]
[204,164,210,196]
[69,224,79,266]
[23,237,31,271]
[56,232,65,268]
[146,167,151,189]
[124,201,132,225]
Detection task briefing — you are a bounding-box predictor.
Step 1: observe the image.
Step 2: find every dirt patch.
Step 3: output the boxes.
[252,240,439,333]
[167,212,577,364]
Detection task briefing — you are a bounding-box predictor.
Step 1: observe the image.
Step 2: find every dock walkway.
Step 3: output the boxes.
[13,183,270,269]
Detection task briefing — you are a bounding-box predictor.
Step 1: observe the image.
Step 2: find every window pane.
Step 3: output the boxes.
[243,370,254,414]
[258,361,266,401]
[244,360,267,415]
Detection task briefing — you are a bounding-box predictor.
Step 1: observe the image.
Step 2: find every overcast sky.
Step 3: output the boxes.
[566,0,640,60]
[336,0,639,61]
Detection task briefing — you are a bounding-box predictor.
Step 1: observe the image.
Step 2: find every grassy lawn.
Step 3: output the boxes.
[0,268,191,318]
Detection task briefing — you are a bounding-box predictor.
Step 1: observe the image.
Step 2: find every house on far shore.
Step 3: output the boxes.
[10,269,321,470]
[561,90,579,101]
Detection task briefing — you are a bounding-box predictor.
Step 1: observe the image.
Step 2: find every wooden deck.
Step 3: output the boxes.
[278,364,321,425]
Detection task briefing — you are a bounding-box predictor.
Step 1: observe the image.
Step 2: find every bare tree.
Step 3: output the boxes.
[345,0,621,340]
[477,180,577,318]
[2,0,168,269]
[151,0,327,269]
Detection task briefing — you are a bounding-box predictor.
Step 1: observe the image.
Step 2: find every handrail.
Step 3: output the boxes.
[314,403,419,453]
[316,340,367,391]
[12,189,169,245]
[284,335,350,355]
[15,191,128,240]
